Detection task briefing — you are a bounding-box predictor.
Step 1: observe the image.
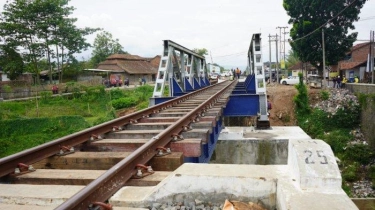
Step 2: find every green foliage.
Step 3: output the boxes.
[193,48,208,56]
[0,45,24,79]
[90,31,126,68]
[317,129,352,154]
[137,101,150,110]
[0,0,98,83]
[111,97,138,109]
[110,88,126,100]
[40,91,53,102]
[0,116,90,158]
[342,162,360,182]
[320,90,329,101]
[358,93,375,109]
[285,49,300,69]
[284,0,367,71]
[344,144,374,165]
[294,73,310,117]
[0,84,153,157]
[342,182,352,197]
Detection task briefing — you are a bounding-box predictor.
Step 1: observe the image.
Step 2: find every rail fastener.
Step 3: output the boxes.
[182,125,193,131]
[112,126,123,131]
[129,119,138,124]
[56,146,75,156]
[89,201,113,210]
[11,163,36,176]
[155,147,172,157]
[171,133,184,141]
[90,134,102,141]
[133,164,154,179]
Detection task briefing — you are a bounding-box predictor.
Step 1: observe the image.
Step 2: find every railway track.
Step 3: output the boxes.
[0,80,236,210]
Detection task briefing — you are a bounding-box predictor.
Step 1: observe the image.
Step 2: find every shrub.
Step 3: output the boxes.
[342,163,360,182]
[111,97,138,109]
[40,91,52,102]
[320,90,329,101]
[110,88,125,100]
[294,73,310,117]
[318,129,352,154]
[344,144,374,165]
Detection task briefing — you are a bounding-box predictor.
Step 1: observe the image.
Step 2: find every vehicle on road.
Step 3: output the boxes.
[280,76,299,85]
[220,72,231,77]
[210,73,221,80]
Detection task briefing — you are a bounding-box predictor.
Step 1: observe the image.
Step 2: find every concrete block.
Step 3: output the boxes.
[288,139,342,191]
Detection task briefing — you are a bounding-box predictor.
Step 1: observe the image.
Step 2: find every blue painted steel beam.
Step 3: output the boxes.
[223,94,260,116]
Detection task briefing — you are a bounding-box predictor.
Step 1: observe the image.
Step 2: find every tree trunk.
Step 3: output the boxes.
[56,45,61,83]
[61,46,64,82]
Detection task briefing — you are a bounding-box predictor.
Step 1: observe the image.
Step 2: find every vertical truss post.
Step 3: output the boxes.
[248,34,269,127]
[153,40,208,97]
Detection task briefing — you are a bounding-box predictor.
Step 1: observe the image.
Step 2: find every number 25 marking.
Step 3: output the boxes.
[304,150,328,164]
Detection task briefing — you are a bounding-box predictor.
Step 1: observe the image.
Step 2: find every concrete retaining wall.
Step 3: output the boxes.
[346,83,375,94]
[211,139,288,164]
[346,83,375,148]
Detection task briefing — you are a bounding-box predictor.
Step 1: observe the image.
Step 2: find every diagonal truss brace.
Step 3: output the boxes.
[153,40,209,97]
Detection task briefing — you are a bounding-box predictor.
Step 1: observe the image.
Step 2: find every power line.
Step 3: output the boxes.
[290,0,359,43]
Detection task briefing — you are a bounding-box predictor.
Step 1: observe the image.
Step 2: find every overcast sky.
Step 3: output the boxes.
[2,0,374,69]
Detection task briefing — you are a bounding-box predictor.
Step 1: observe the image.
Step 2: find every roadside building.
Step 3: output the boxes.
[338,42,374,83]
[92,54,159,85]
[288,62,318,78]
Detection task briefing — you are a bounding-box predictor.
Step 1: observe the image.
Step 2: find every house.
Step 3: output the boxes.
[338,42,374,82]
[95,54,160,85]
[288,62,318,77]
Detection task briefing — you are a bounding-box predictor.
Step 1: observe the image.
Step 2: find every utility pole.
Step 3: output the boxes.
[276,26,288,69]
[269,34,278,82]
[322,29,326,87]
[269,35,272,82]
[371,30,374,84]
[275,34,279,82]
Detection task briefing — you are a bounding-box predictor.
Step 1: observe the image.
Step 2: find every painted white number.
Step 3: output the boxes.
[304,150,328,164]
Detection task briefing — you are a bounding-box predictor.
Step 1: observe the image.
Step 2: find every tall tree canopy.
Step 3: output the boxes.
[0,45,24,80]
[284,0,367,72]
[0,0,98,83]
[193,48,208,56]
[90,31,126,68]
[286,49,300,68]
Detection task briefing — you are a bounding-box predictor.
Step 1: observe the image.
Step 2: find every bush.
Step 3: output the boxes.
[110,88,126,100]
[294,73,310,118]
[320,90,330,101]
[342,163,360,182]
[344,144,374,165]
[111,97,138,109]
[317,129,352,154]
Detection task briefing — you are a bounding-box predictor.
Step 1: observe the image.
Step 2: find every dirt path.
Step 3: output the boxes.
[267,83,321,126]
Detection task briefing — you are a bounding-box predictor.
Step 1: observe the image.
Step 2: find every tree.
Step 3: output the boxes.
[0,45,24,80]
[284,0,367,73]
[193,48,208,56]
[0,0,98,83]
[285,49,300,68]
[90,31,126,68]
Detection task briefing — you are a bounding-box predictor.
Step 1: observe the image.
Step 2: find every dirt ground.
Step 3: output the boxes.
[266,83,321,126]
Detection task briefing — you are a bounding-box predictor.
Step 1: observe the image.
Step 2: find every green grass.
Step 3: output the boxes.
[0,85,154,158]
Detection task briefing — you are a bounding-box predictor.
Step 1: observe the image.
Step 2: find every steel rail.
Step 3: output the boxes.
[0,82,227,178]
[55,81,236,210]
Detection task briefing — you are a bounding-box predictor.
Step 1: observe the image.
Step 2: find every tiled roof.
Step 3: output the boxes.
[339,61,366,70]
[350,42,370,52]
[107,54,144,60]
[97,54,158,74]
